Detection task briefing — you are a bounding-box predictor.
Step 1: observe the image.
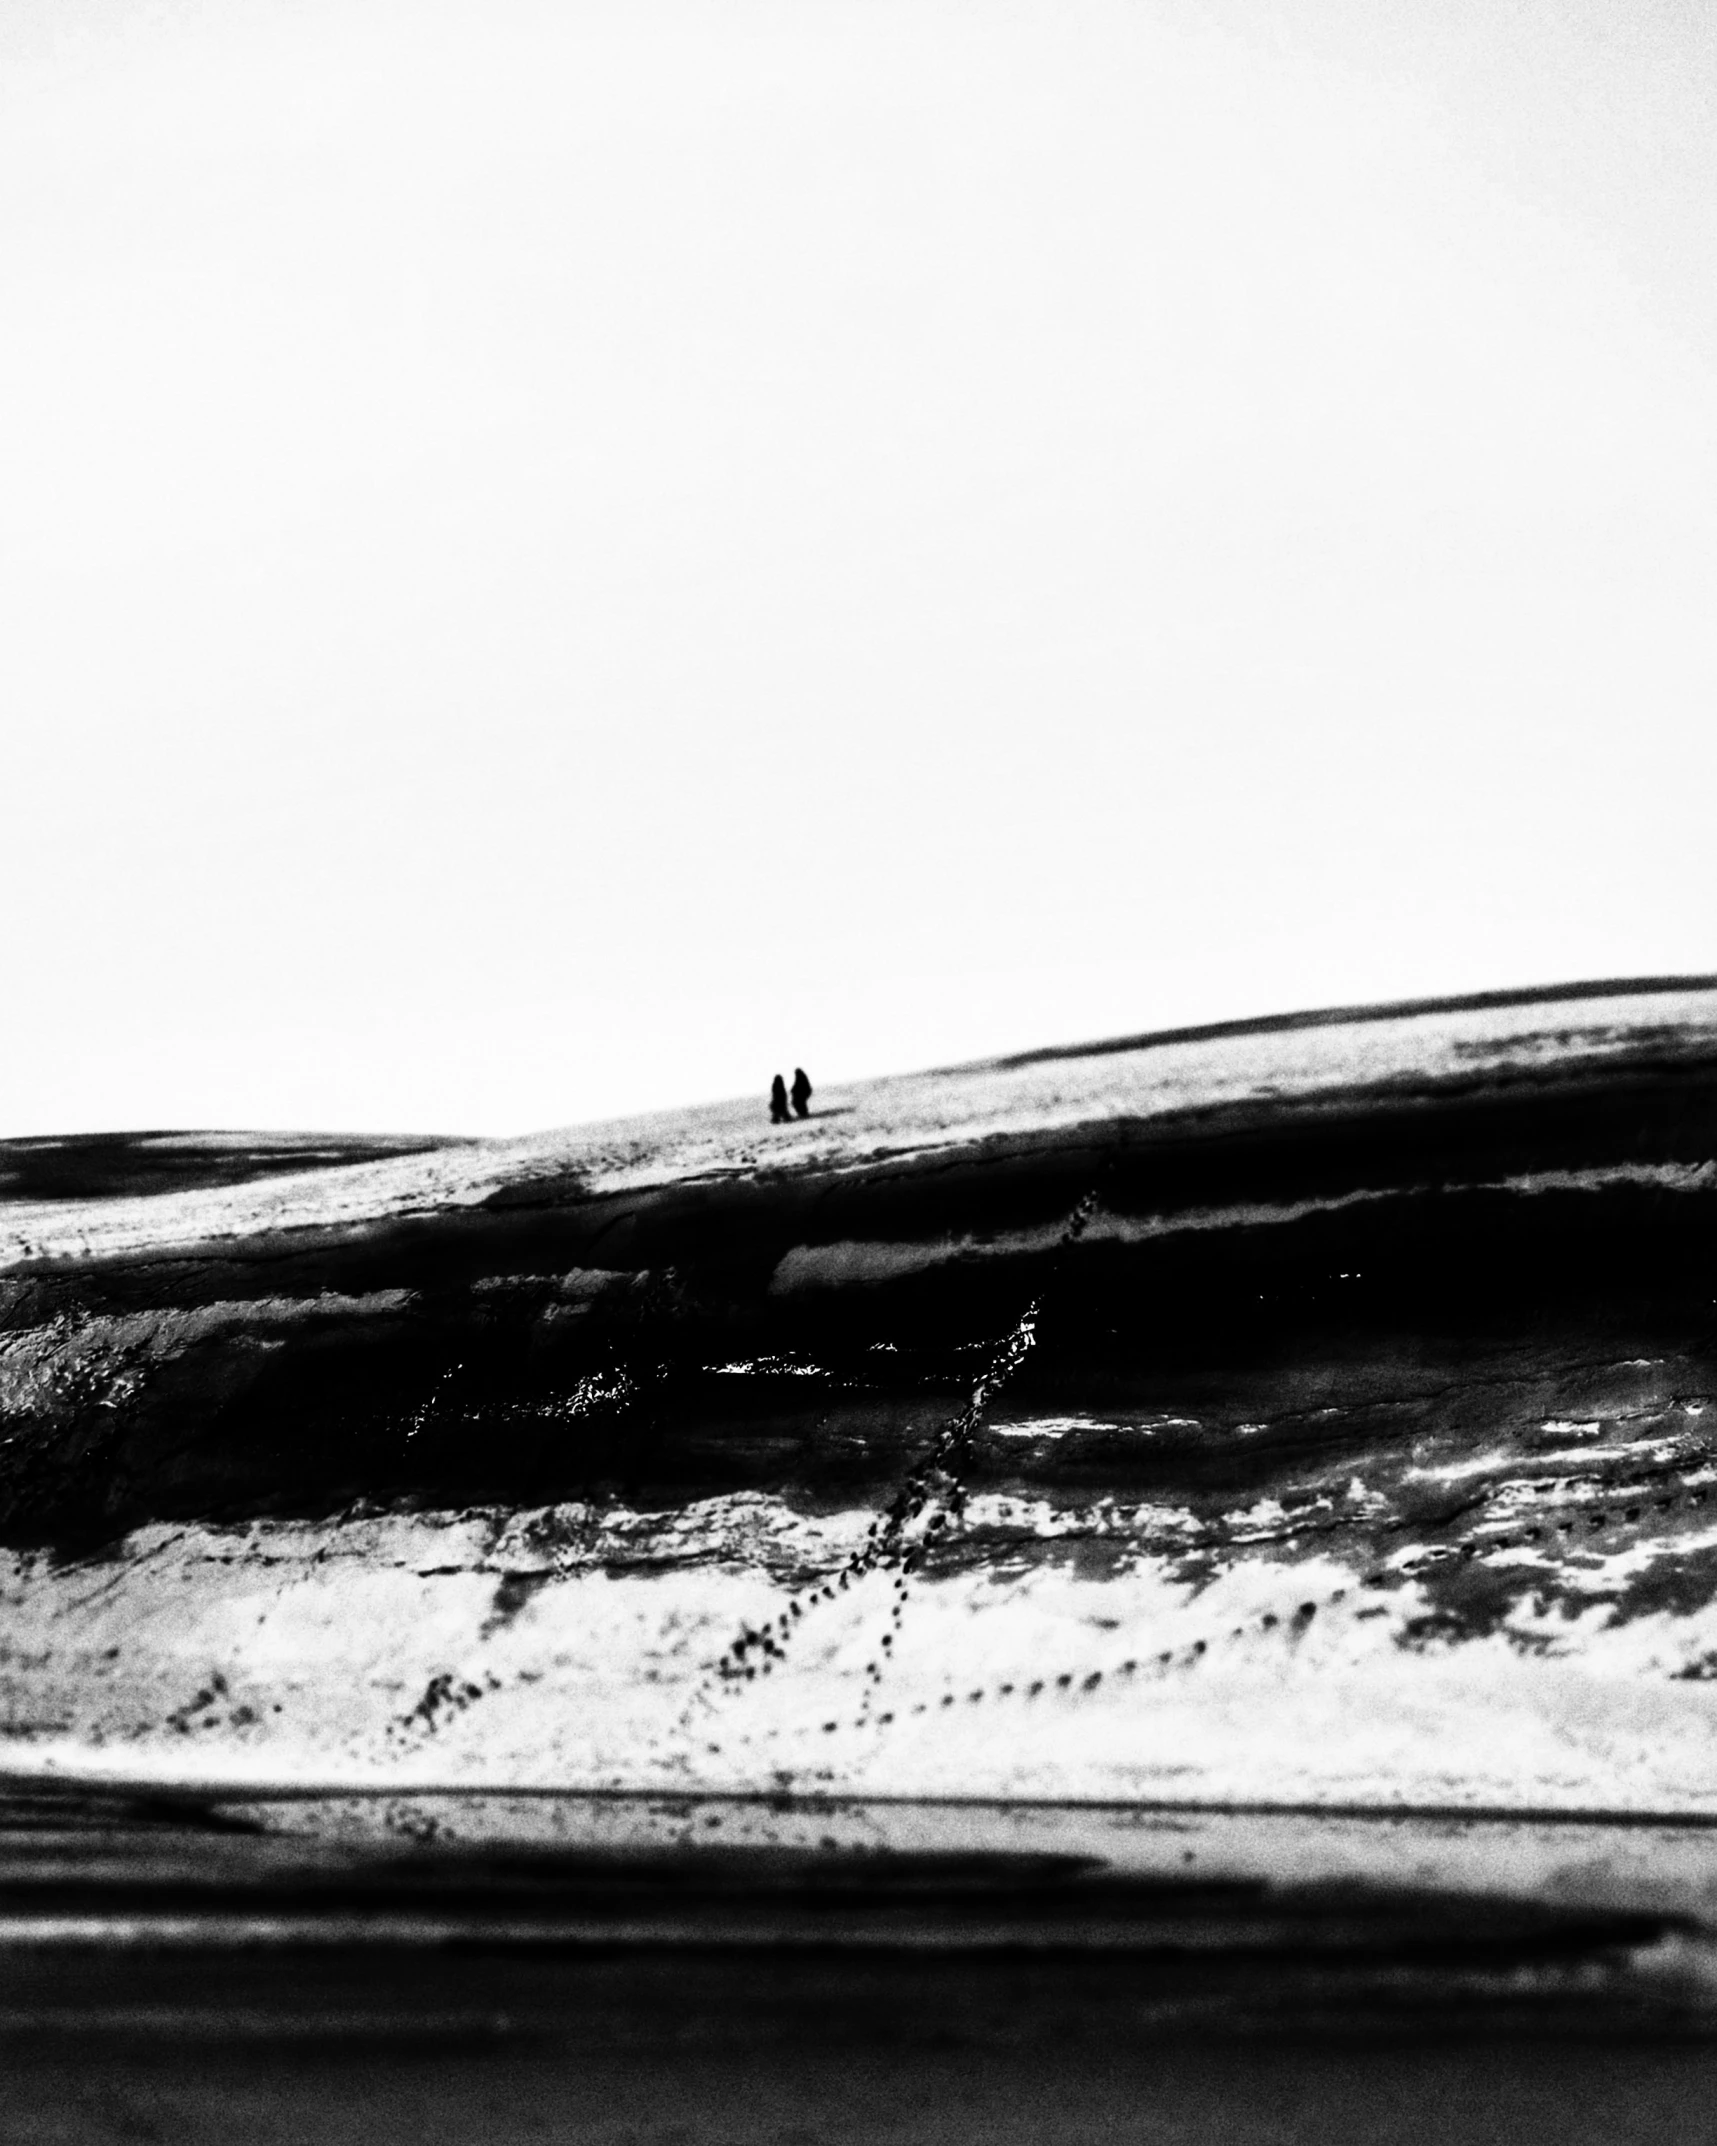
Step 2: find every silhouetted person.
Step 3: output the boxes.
[790,1067,812,1119]
[769,1073,790,1124]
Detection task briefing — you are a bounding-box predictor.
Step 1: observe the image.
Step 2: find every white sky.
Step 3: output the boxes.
[3,0,1715,1136]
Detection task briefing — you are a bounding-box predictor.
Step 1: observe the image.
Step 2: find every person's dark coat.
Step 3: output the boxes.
[790,1068,812,1119]
[769,1074,790,1124]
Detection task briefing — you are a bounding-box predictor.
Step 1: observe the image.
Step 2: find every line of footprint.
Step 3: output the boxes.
[690,1309,1039,1712]
[695,1466,1717,1760]
[696,1459,1717,1738]
[849,1194,1104,1719]
[688,1189,1102,1720]
[694,1589,1345,1760]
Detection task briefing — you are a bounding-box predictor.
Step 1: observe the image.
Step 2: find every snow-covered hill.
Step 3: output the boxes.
[4,977,1717,1816]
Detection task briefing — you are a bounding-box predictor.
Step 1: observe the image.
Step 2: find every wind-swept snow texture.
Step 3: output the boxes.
[4,977,1717,1813]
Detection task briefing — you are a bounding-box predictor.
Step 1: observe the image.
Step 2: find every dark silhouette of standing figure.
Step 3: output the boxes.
[769,1073,790,1124]
[790,1068,812,1119]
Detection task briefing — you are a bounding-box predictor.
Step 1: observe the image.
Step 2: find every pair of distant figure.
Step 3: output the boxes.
[769,1068,812,1124]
